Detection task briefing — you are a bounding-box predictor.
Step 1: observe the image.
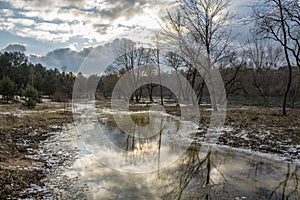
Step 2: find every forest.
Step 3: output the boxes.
[0,51,75,106]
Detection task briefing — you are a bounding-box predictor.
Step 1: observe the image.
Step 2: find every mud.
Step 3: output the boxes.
[0,102,74,198]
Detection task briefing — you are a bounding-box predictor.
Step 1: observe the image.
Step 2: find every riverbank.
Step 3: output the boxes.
[127,101,300,161]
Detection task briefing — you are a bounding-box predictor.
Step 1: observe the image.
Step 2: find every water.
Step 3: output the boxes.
[68,102,299,199]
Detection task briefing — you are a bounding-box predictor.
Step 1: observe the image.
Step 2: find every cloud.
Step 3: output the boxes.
[93,23,113,34]
[28,38,138,73]
[97,0,148,21]
[0,0,257,73]
[0,0,254,56]
[0,0,173,46]
[229,0,253,19]
[7,18,35,27]
[0,8,14,16]
[3,43,26,52]
[0,18,15,32]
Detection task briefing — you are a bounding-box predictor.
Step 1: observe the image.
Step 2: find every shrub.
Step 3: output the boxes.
[23,85,39,108]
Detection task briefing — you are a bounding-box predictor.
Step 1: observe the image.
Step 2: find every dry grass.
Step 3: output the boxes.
[0,102,73,198]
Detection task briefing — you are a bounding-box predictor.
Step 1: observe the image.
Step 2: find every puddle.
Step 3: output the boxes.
[67,144,299,199]
[63,103,300,199]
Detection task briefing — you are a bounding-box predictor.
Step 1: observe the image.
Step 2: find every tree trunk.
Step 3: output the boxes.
[147,84,154,102]
[197,79,205,105]
[210,86,218,111]
[277,0,293,116]
[190,68,197,105]
[206,151,211,185]
[157,49,164,105]
[208,68,218,111]
[282,58,293,116]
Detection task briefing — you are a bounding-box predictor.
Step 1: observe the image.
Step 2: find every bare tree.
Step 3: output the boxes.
[245,36,282,107]
[162,0,232,111]
[165,51,189,101]
[165,51,205,104]
[219,49,247,97]
[283,0,300,67]
[114,40,151,102]
[252,0,300,115]
[284,1,300,109]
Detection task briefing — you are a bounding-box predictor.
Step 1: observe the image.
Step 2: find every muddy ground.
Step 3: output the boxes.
[0,100,299,198]
[218,106,300,161]
[0,102,74,199]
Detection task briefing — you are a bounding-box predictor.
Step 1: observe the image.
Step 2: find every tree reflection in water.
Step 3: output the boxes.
[79,111,299,199]
[270,164,299,200]
[159,146,299,200]
[161,144,212,200]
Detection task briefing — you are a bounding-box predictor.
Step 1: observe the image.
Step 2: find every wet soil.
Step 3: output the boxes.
[213,106,300,161]
[0,102,73,199]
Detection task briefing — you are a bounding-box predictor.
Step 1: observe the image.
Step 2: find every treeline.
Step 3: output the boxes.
[0,51,74,106]
[72,43,299,109]
[0,48,299,109]
[93,63,300,108]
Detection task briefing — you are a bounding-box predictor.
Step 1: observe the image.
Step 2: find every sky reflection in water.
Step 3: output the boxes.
[70,109,299,199]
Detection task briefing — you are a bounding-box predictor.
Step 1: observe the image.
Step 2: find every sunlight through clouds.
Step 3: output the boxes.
[0,0,173,46]
[0,0,251,54]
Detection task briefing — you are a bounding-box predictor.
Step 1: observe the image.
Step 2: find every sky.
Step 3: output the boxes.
[0,0,252,56]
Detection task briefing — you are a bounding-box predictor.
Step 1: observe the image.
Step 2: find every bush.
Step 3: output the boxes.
[23,85,39,108]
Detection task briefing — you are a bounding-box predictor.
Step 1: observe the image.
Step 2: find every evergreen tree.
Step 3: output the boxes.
[23,84,39,108]
[0,77,17,103]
